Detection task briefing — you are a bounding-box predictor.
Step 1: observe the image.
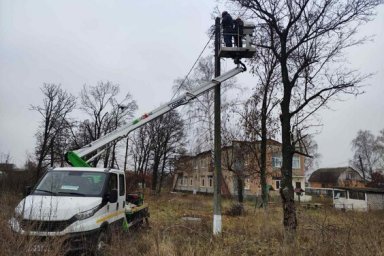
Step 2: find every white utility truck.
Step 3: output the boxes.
[9,22,255,253]
[10,167,148,253]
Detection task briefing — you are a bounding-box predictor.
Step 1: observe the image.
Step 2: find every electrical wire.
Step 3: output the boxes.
[171,31,215,100]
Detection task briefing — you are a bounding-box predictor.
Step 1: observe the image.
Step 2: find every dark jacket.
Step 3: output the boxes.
[234,18,244,35]
[222,12,233,33]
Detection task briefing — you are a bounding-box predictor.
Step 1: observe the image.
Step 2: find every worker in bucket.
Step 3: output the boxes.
[221,11,234,47]
[234,17,244,47]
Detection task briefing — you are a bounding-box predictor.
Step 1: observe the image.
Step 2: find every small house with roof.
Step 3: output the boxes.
[308,167,364,188]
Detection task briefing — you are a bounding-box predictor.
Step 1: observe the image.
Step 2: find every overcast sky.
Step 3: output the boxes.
[0,1,383,170]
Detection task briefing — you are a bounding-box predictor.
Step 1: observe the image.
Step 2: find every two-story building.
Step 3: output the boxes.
[173,140,305,198]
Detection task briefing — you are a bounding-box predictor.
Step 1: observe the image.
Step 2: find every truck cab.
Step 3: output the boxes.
[9,167,147,253]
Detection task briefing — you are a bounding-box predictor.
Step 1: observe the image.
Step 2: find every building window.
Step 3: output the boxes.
[275,180,281,189]
[208,176,213,187]
[295,181,301,189]
[346,173,351,180]
[201,177,205,187]
[272,156,282,168]
[292,156,300,169]
[201,159,206,169]
[193,160,198,170]
[244,178,251,190]
[346,172,354,180]
[190,178,193,186]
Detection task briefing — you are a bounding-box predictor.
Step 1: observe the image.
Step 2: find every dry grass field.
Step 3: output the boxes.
[0,191,383,256]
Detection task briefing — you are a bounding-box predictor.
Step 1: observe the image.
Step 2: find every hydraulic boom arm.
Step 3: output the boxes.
[66,63,246,167]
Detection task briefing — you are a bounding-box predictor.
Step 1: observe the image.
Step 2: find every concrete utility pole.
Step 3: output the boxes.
[213,16,222,235]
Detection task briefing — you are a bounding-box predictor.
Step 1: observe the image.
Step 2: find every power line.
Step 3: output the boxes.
[171,31,215,100]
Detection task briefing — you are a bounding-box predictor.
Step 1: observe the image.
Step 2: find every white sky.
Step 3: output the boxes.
[0,1,383,170]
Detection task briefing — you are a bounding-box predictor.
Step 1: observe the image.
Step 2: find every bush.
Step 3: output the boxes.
[225,203,245,216]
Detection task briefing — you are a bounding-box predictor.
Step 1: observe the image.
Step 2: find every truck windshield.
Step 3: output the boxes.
[34,171,107,197]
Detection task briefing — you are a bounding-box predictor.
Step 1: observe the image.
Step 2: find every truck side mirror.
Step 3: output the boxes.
[109,189,118,203]
[23,186,32,197]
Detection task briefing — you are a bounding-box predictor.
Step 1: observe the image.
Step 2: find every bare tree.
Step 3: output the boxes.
[300,134,321,174]
[221,56,280,208]
[230,0,382,232]
[31,84,76,180]
[376,129,384,168]
[174,56,240,201]
[79,81,137,167]
[221,110,256,206]
[147,110,185,194]
[0,152,12,165]
[173,56,238,155]
[245,43,280,208]
[350,129,383,181]
[50,120,77,167]
[221,138,250,206]
[130,125,153,188]
[221,122,245,205]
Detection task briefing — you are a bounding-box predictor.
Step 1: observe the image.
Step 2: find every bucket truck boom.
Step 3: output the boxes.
[66,63,246,167]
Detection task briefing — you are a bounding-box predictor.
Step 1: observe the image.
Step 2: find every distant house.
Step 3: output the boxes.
[173,140,306,198]
[308,167,364,188]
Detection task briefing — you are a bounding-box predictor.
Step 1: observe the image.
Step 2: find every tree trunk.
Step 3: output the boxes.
[359,155,366,182]
[142,154,150,191]
[151,158,160,193]
[280,99,297,232]
[103,148,110,168]
[36,158,44,182]
[50,137,54,167]
[36,132,49,182]
[157,149,168,194]
[260,88,269,208]
[280,55,297,232]
[110,142,117,168]
[236,175,244,203]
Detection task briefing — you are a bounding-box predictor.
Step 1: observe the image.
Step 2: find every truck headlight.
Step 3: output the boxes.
[9,217,21,232]
[75,205,100,221]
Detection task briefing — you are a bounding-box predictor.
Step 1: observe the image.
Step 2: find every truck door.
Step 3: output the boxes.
[106,173,118,213]
[118,174,126,210]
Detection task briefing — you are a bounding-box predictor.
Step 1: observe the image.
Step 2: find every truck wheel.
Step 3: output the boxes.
[94,230,108,255]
